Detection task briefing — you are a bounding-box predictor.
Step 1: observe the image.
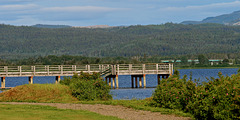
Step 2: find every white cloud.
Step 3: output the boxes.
[0,4,129,22]
[41,6,128,13]
[35,6,130,21]
[0,0,34,5]
[1,0,239,26]
[0,4,38,11]
[2,0,32,1]
[0,4,39,20]
[161,1,240,12]
[155,1,240,22]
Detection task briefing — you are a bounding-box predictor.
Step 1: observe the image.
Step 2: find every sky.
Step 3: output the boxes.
[0,0,240,26]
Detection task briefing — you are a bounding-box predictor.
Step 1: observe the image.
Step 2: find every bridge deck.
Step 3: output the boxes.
[0,63,173,89]
[0,63,173,77]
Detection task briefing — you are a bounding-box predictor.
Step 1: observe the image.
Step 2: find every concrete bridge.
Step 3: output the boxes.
[0,63,173,89]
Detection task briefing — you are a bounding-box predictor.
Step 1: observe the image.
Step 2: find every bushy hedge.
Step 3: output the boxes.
[151,70,240,119]
[60,72,112,101]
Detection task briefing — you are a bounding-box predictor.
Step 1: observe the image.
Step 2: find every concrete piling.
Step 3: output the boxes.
[143,74,146,88]
[105,75,118,89]
[108,77,111,87]
[56,76,61,84]
[112,78,115,88]
[131,75,145,88]
[1,77,5,89]
[139,77,142,88]
[116,75,119,89]
[28,76,33,84]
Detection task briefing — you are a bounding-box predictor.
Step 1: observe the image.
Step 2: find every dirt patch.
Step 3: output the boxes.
[0,102,191,120]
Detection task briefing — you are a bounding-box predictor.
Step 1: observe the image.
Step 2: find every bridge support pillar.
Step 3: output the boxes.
[112,78,115,88]
[131,76,134,88]
[157,74,170,85]
[108,77,111,87]
[105,75,117,89]
[163,74,170,79]
[131,75,144,88]
[28,76,33,84]
[135,77,138,88]
[55,76,61,84]
[1,77,5,89]
[143,74,146,88]
[116,75,119,89]
[157,75,160,85]
[139,77,142,88]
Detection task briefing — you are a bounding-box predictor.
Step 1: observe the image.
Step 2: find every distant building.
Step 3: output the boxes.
[161,59,223,65]
[209,59,223,65]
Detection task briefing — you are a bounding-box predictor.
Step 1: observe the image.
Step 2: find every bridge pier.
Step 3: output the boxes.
[116,75,119,89]
[108,77,111,87]
[105,75,118,89]
[1,77,5,89]
[143,74,146,88]
[55,76,61,84]
[157,74,170,85]
[135,77,138,88]
[139,77,142,88]
[131,75,145,88]
[28,76,33,84]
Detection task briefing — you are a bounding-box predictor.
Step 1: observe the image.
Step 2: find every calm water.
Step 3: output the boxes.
[0,68,238,100]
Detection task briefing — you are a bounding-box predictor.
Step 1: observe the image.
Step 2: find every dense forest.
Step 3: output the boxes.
[0,54,239,67]
[0,23,240,60]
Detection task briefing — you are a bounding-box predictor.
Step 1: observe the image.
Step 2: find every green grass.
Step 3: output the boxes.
[0,104,122,120]
[0,84,192,119]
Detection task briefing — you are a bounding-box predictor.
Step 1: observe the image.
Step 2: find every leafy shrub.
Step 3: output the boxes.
[151,70,240,119]
[60,72,112,101]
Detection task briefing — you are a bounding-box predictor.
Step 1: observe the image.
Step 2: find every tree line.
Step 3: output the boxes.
[0,23,240,59]
[0,54,238,67]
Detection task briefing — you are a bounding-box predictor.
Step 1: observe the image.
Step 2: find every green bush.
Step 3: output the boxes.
[151,70,240,119]
[60,72,112,101]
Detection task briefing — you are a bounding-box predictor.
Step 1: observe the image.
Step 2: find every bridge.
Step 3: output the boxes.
[0,63,173,89]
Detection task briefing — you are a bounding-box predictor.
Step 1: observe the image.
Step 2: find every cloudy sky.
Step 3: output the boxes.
[1,0,240,26]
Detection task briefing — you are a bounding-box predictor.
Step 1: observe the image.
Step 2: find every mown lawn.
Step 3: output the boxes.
[0,104,122,120]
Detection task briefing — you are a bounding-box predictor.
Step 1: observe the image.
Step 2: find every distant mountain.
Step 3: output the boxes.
[72,25,115,28]
[32,24,72,28]
[233,21,240,25]
[32,24,117,29]
[181,10,240,25]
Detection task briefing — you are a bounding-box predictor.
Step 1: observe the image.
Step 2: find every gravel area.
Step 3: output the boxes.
[0,102,191,120]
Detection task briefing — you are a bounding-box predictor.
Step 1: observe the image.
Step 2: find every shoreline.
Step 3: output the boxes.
[175,66,239,69]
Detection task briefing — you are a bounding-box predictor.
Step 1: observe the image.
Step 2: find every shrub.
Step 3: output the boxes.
[60,72,112,101]
[0,84,77,102]
[151,72,196,111]
[151,70,240,119]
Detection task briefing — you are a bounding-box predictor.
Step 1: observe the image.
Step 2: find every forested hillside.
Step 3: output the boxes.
[0,23,240,59]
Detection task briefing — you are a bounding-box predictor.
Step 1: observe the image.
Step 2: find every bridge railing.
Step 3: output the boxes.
[0,63,173,77]
[114,63,173,75]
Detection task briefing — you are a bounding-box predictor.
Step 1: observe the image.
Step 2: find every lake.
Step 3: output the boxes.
[0,68,239,100]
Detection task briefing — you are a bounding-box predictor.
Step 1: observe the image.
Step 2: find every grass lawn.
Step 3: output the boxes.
[0,84,193,119]
[0,104,122,120]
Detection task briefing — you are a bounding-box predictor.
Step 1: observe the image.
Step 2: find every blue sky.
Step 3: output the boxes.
[0,0,240,26]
